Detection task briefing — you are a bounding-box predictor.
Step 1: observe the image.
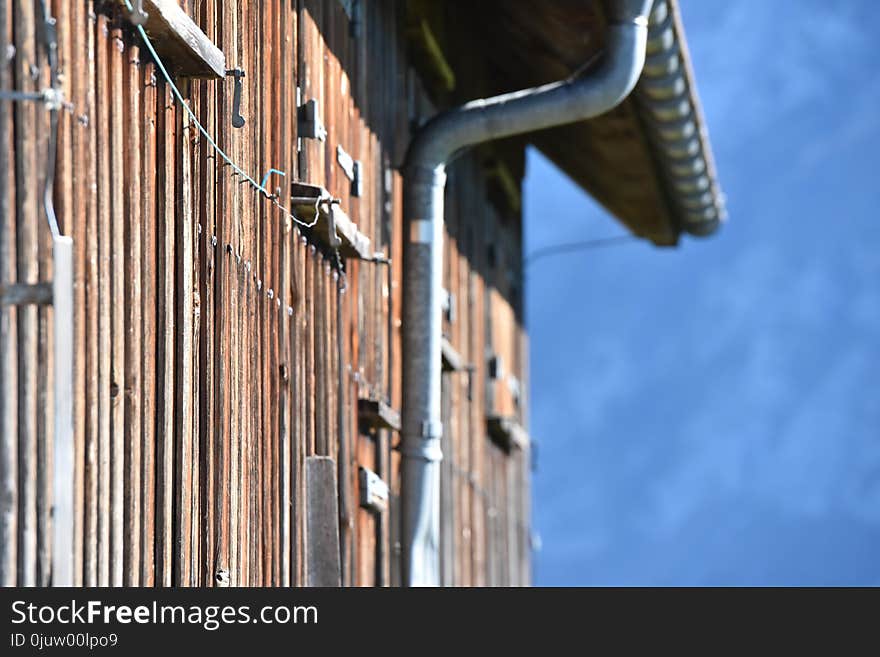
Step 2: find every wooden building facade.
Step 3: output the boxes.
[0,0,532,587]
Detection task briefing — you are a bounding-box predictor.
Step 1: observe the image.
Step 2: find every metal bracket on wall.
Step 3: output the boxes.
[358,397,402,433]
[440,337,476,401]
[441,288,455,324]
[297,89,327,146]
[440,337,464,373]
[225,68,246,128]
[486,415,530,452]
[290,182,373,260]
[359,467,389,514]
[488,353,504,380]
[336,144,363,198]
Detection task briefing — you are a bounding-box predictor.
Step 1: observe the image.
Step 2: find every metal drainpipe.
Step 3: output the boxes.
[400,0,654,586]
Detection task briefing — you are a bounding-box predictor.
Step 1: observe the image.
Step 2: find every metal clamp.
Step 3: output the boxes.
[297,92,327,142]
[359,467,389,513]
[336,144,363,197]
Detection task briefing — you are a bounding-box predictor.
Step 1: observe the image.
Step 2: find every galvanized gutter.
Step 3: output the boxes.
[636,0,726,235]
[400,0,655,587]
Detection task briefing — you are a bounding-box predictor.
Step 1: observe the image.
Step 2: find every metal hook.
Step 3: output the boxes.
[128,0,149,26]
[225,68,246,129]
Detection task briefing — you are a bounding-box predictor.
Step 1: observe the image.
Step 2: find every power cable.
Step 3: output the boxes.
[524,234,637,267]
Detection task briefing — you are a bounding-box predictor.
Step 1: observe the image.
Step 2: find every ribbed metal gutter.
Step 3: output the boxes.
[636,0,726,236]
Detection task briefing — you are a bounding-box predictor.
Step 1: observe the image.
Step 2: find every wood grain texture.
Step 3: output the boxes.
[2,0,531,588]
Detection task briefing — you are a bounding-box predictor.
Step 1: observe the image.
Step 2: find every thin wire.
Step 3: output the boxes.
[524,234,637,267]
[123,0,320,230]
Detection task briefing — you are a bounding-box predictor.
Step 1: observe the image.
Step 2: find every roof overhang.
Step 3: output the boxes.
[438,0,725,246]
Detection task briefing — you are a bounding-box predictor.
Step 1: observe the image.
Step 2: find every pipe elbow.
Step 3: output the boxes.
[580,19,650,115]
[403,7,649,175]
[403,115,460,176]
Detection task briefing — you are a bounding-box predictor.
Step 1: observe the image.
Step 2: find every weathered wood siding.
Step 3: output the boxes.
[0,0,530,586]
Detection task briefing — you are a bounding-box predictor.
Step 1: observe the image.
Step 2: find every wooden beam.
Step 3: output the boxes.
[124,0,226,79]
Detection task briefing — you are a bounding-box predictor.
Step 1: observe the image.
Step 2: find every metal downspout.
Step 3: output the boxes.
[400,0,655,586]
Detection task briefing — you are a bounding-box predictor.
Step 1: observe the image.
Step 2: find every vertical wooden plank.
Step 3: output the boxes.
[122,40,143,588]
[295,232,307,587]
[12,0,40,588]
[82,7,99,588]
[470,161,487,587]
[262,0,277,589]
[140,59,157,588]
[305,245,315,457]
[175,94,195,587]
[196,0,217,587]
[189,77,202,591]
[277,0,292,588]
[228,245,239,586]
[0,0,17,587]
[108,25,125,588]
[35,15,54,589]
[94,13,111,588]
[156,80,176,587]
[314,254,325,457]
[214,0,232,588]
[60,0,86,588]
[252,0,264,586]
[246,239,256,587]
[238,0,252,588]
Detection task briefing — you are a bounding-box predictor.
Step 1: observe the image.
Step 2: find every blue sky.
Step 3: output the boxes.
[525,0,880,585]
